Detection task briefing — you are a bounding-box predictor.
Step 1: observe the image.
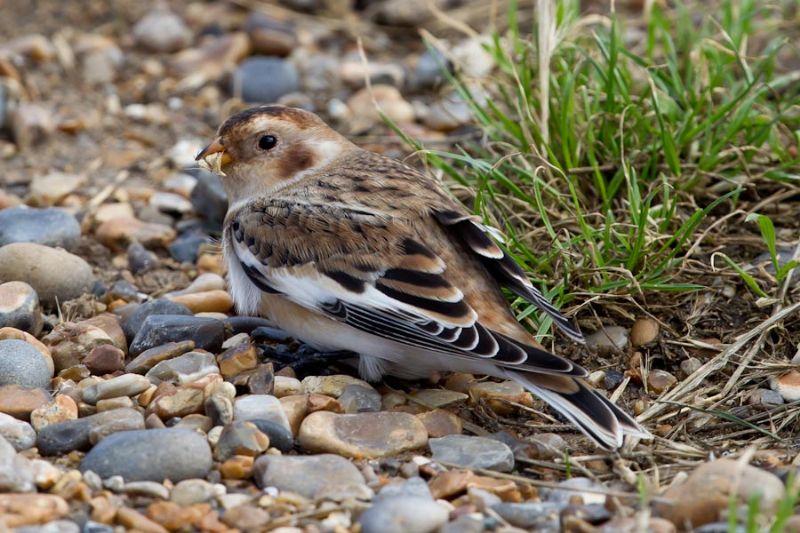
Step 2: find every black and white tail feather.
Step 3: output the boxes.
[227,195,650,449]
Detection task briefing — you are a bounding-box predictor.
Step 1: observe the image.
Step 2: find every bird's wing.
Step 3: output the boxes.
[229,198,586,377]
[433,209,584,343]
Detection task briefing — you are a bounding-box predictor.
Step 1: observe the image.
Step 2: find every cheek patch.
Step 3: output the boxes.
[278,143,317,179]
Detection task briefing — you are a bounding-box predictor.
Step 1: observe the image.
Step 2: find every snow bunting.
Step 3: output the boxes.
[197,105,649,449]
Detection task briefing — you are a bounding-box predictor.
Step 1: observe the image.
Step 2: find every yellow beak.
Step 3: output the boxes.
[195,138,234,167]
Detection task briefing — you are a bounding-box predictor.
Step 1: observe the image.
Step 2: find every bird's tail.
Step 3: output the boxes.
[503,370,651,449]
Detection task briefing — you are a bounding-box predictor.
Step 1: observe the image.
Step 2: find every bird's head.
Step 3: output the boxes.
[196,105,353,205]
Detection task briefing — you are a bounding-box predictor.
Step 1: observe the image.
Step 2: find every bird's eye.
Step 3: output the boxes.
[258,135,278,151]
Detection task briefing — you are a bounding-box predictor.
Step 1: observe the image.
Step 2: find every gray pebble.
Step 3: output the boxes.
[585,325,630,354]
[120,299,192,343]
[339,383,382,413]
[234,394,291,432]
[0,243,95,306]
[80,428,212,482]
[0,281,42,335]
[429,435,515,472]
[254,454,372,501]
[133,9,192,53]
[248,418,294,452]
[233,57,300,103]
[129,314,224,356]
[415,47,452,88]
[376,476,432,501]
[0,207,81,250]
[358,496,449,533]
[188,169,228,227]
[37,407,144,456]
[170,478,217,506]
[15,521,81,533]
[0,339,52,389]
[0,434,34,491]
[491,502,562,530]
[0,412,36,451]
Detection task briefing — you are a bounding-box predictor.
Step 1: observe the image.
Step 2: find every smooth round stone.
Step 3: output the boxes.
[359,496,449,533]
[37,408,144,456]
[301,374,373,397]
[0,384,51,420]
[0,281,42,335]
[233,395,291,432]
[233,57,299,103]
[415,47,452,88]
[127,242,158,274]
[214,421,270,461]
[170,479,217,506]
[133,9,192,52]
[338,384,382,413]
[188,169,227,227]
[146,351,219,385]
[585,325,629,354]
[80,428,212,482]
[0,435,35,492]
[120,299,192,343]
[248,419,294,452]
[0,412,36,450]
[125,340,195,374]
[0,339,53,389]
[429,435,514,472]
[129,315,224,356]
[298,411,428,459]
[168,230,211,264]
[0,243,95,306]
[254,454,372,501]
[490,502,562,530]
[0,207,81,250]
[377,477,433,501]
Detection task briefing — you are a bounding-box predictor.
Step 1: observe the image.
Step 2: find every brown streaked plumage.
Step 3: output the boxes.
[197,105,650,449]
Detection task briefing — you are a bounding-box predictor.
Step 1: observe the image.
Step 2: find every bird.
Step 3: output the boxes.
[196,104,650,449]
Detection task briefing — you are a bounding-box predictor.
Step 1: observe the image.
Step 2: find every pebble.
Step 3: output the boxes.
[188,170,228,226]
[170,479,217,506]
[648,369,678,394]
[631,318,660,346]
[37,407,144,456]
[0,243,95,306]
[429,435,515,472]
[527,433,568,460]
[168,230,211,264]
[422,92,473,131]
[244,11,297,57]
[120,299,192,342]
[656,458,784,527]
[83,344,125,375]
[126,341,196,375]
[416,408,463,437]
[233,57,300,103]
[0,339,53,389]
[150,191,193,215]
[133,9,192,53]
[0,436,36,492]
[80,428,212,482]
[0,207,81,250]
[358,496,449,533]
[415,47,452,87]
[347,85,415,131]
[169,273,226,296]
[146,351,219,384]
[169,290,233,314]
[0,494,69,528]
[28,173,86,206]
[0,412,36,450]
[748,388,784,407]
[585,325,630,353]
[273,375,302,397]
[770,370,800,402]
[214,421,270,461]
[491,502,561,530]
[95,216,176,251]
[129,315,224,356]
[253,453,373,501]
[29,395,77,431]
[679,357,702,377]
[0,282,42,336]
[338,384,382,413]
[248,418,294,452]
[301,374,373,397]
[299,411,428,458]
[234,394,291,432]
[43,317,124,372]
[410,389,468,408]
[544,477,606,505]
[150,386,204,419]
[82,374,151,404]
[469,380,533,406]
[0,385,50,420]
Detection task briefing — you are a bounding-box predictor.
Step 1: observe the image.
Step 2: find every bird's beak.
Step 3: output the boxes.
[195,138,234,167]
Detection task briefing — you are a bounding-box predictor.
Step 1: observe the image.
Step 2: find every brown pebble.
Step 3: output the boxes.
[630,318,660,346]
[647,370,677,394]
[168,290,233,314]
[217,341,258,379]
[416,408,463,438]
[0,384,50,420]
[116,507,168,533]
[84,344,126,375]
[219,455,255,480]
